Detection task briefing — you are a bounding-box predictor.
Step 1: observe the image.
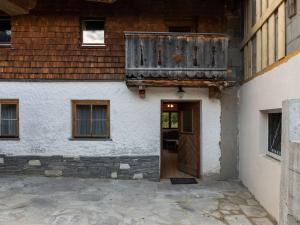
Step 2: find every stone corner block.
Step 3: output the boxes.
[120,163,130,170]
[133,173,143,180]
[28,160,41,167]
[111,172,118,179]
[45,170,63,177]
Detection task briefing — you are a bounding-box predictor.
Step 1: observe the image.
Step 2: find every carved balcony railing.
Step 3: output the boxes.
[125,32,230,87]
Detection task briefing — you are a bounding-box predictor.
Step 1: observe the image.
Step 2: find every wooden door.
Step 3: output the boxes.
[178,102,200,177]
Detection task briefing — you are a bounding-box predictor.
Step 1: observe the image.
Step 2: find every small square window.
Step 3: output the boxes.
[81,19,105,46]
[0,18,11,44]
[268,113,282,156]
[162,112,179,129]
[72,100,110,138]
[0,100,19,138]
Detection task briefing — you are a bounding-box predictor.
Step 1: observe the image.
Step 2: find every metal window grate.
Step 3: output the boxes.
[268,113,282,156]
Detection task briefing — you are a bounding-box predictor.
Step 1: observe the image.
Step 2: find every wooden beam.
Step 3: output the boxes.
[85,0,117,3]
[268,14,275,65]
[277,2,286,59]
[0,0,28,15]
[0,0,37,16]
[241,0,284,48]
[126,80,235,88]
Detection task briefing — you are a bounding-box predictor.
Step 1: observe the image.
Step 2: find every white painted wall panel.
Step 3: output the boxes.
[0,82,221,176]
[238,53,300,221]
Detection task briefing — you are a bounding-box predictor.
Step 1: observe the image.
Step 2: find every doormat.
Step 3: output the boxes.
[170,178,198,185]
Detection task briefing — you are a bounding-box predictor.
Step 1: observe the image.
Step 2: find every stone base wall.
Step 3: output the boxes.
[0,155,160,181]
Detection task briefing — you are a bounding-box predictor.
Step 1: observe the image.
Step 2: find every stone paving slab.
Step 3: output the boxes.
[0,176,277,225]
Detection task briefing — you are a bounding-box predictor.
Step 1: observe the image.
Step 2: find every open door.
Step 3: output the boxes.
[178,102,200,177]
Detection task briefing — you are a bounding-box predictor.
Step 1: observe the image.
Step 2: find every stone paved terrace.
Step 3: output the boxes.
[0,176,276,225]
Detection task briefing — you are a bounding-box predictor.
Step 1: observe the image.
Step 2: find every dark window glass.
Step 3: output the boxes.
[75,104,108,137]
[0,104,17,137]
[169,26,192,33]
[268,113,282,156]
[0,18,11,44]
[182,110,193,133]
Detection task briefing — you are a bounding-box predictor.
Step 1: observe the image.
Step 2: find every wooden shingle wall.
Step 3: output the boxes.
[0,0,237,80]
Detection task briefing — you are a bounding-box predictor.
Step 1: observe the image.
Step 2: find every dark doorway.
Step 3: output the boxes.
[160,101,200,179]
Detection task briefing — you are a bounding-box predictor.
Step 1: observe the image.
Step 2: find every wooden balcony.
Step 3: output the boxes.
[125,32,232,88]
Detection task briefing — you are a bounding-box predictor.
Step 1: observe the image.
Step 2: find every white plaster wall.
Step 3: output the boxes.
[238,53,300,221]
[0,82,221,176]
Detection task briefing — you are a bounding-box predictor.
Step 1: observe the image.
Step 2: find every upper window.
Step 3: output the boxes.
[0,100,19,138]
[72,100,110,138]
[268,113,282,156]
[81,19,105,46]
[0,17,11,45]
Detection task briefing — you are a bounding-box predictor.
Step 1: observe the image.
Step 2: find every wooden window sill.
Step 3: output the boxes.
[69,138,112,141]
[0,137,20,141]
[0,43,11,48]
[80,44,106,49]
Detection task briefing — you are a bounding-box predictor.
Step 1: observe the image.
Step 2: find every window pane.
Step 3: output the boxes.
[162,112,170,129]
[268,113,282,156]
[0,19,11,43]
[170,112,178,129]
[182,110,193,133]
[1,104,17,136]
[76,105,91,136]
[92,105,107,136]
[82,20,104,45]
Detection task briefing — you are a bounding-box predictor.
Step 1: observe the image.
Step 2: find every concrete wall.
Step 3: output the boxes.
[286,0,300,54]
[238,53,300,221]
[220,87,239,179]
[0,82,222,177]
[280,99,300,225]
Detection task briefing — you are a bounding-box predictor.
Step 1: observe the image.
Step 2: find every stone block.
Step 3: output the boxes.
[133,173,143,179]
[28,160,41,166]
[45,170,63,177]
[111,172,117,179]
[120,163,130,170]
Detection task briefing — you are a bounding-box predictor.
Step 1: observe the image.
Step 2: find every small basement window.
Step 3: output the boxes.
[268,113,282,156]
[81,18,105,46]
[0,17,11,45]
[72,100,110,138]
[0,100,19,138]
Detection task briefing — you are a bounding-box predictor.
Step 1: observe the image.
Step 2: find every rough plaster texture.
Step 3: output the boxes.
[0,82,221,177]
[286,0,300,54]
[280,99,300,225]
[0,176,276,225]
[238,53,300,221]
[220,87,239,180]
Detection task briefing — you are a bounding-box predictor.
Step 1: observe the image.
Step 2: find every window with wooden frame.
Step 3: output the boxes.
[0,100,19,138]
[162,112,179,129]
[0,17,11,45]
[81,18,105,46]
[72,100,110,138]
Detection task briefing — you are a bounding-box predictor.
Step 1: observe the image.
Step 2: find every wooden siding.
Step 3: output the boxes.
[125,32,229,80]
[0,0,239,80]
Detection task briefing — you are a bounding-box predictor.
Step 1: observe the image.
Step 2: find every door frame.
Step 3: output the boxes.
[160,100,201,179]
